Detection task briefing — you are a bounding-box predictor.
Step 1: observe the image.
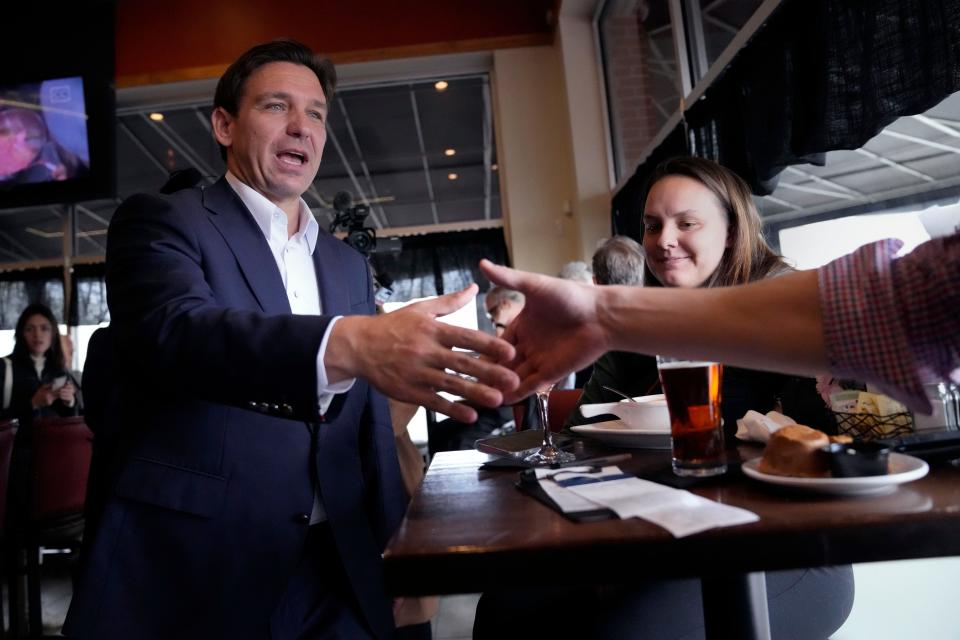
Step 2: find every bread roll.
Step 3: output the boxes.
[758,425,830,477]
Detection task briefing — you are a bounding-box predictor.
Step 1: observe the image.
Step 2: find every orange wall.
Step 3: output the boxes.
[117,0,556,85]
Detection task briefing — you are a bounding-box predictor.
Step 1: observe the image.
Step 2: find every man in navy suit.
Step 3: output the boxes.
[63,40,517,640]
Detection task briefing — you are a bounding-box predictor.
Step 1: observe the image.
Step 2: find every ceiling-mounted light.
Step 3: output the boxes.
[434,80,449,92]
[447,172,458,180]
[149,112,165,122]
[444,148,456,156]
[491,163,499,171]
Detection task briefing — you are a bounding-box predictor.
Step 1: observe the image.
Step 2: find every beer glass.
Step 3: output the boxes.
[656,356,726,477]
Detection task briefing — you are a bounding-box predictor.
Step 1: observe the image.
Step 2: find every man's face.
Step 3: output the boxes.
[212,61,328,211]
[485,298,523,337]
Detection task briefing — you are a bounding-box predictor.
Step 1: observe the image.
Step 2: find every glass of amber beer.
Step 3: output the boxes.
[656,356,726,477]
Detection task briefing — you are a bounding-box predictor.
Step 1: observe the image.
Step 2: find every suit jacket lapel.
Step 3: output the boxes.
[313,234,351,316]
[203,178,291,315]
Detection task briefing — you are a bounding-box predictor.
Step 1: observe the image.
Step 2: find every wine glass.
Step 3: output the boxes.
[523,383,576,465]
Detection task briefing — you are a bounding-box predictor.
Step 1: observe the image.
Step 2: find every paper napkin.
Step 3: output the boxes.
[734,410,796,443]
[536,466,758,537]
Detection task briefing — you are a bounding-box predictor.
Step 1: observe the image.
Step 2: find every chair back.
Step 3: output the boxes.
[0,418,18,530]
[514,389,583,433]
[30,416,93,521]
[547,389,583,432]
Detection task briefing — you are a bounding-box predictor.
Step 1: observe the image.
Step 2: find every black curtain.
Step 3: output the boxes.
[368,228,509,329]
[73,263,110,326]
[615,0,960,225]
[0,263,109,331]
[699,0,960,194]
[369,228,509,300]
[0,267,65,330]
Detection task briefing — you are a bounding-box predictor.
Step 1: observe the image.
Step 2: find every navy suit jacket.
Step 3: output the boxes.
[63,178,406,639]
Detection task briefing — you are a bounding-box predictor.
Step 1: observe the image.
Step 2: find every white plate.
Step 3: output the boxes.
[570,419,671,449]
[741,453,929,495]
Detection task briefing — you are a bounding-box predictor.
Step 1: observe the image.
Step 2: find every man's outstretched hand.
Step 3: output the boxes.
[328,284,519,423]
[479,259,612,403]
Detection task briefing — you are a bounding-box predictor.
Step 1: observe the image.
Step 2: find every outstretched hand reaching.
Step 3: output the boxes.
[328,284,520,423]
[479,260,612,403]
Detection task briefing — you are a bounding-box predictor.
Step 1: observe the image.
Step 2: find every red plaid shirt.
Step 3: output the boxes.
[819,233,960,413]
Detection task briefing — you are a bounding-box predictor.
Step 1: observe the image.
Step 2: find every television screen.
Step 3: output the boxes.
[0,3,114,210]
[0,76,91,187]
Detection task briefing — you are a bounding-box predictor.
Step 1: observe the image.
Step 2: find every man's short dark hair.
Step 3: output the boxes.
[213,38,337,160]
[592,236,645,286]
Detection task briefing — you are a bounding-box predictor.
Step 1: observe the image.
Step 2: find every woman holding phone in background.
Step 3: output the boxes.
[2,303,80,555]
[1,302,78,432]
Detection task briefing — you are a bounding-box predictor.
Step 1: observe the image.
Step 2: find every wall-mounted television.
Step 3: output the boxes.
[1,77,91,185]
[0,3,115,209]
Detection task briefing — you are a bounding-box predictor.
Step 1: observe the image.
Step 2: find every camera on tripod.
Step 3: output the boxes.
[329,191,377,255]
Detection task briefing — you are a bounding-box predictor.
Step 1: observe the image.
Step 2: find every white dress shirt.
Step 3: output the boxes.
[226,172,356,522]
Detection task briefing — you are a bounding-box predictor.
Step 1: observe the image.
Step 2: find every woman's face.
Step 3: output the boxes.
[643,175,730,288]
[22,314,54,357]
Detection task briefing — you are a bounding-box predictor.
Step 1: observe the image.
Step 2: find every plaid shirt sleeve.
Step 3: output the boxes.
[818,234,960,413]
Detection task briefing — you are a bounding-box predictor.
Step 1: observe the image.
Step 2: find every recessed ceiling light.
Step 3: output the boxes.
[434,80,449,92]
[148,112,165,122]
[447,172,458,180]
[491,163,498,171]
[444,148,456,156]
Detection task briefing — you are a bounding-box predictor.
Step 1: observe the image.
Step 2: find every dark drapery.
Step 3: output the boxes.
[63,263,111,328]
[698,0,960,193]
[614,0,960,227]
[0,264,109,330]
[367,228,509,329]
[0,268,65,330]
[369,228,509,301]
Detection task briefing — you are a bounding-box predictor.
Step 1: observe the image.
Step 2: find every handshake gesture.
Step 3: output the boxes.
[334,256,836,423]
[326,257,633,421]
[327,284,520,423]
[328,263,640,421]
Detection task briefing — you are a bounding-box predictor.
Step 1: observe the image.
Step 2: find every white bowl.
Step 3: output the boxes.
[578,394,670,430]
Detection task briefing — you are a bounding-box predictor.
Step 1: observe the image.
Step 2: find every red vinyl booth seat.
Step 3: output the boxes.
[30,416,93,523]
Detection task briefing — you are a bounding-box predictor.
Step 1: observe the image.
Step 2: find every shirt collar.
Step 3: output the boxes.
[224,171,318,254]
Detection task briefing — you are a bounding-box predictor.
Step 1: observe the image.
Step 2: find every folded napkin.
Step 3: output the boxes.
[535,466,758,537]
[735,410,796,443]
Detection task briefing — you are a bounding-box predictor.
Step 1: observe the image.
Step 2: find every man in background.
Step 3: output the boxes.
[425,286,526,454]
[484,285,526,337]
[592,235,645,287]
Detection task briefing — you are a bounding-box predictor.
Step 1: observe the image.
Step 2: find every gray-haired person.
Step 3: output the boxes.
[592,236,645,286]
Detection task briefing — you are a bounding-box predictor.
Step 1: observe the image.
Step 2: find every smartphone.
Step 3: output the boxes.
[51,376,68,391]
[475,430,573,459]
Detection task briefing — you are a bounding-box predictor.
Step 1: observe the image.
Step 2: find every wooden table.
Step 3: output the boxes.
[383,446,960,639]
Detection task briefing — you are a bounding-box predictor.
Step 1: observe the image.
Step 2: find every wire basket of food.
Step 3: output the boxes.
[832,410,914,441]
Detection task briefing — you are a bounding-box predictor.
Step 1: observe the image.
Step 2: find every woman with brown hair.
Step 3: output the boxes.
[1,303,78,432]
[566,156,834,434]
[640,155,790,289]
